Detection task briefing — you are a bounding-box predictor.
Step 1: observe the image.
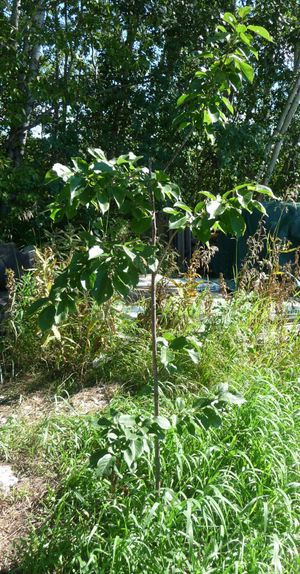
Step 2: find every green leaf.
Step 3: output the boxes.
[160,183,181,200]
[93,161,114,174]
[216,24,227,33]
[199,191,216,200]
[55,295,77,324]
[148,258,159,273]
[240,32,252,46]
[132,438,144,459]
[250,200,267,215]
[238,6,251,18]
[52,163,73,182]
[169,214,190,230]
[192,215,211,243]
[170,336,188,350]
[123,448,134,468]
[116,154,130,165]
[96,453,114,477]
[199,407,222,430]
[123,246,136,261]
[38,304,56,331]
[50,206,62,221]
[236,24,247,33]
[124,438,144,468]
[174,202,192,213]
[163,207,179,215]
[128,151,142,163]
[236,190,252,210]
[69,175,84,202]
[187,335,202,350]
[97,194,110,215]
[186,348,200,364]
[177,93,191,107]
[195,69,207,77]
[223,12,236,24]
[88,245,104,260]
[193,397,214,409]
[71,157,89,173]
[254,184,274,197]
[27,297,49,317]
[88,148,106,160]
[203,108,219,125]
[45,169,59,184]
[178,120,192,131]
[221,208,246,237]
[247,25,273,42]
[92,268,113,304]
[157,336,169,347]
[118,265,139,288]
[117,414,136,427]
[112,274,131,297]
[156,416,171,430]
[222,96,234,114]
[206,199,223,219]
[90,448,107,467]
[239,61,254,83]
[160,346,175,367]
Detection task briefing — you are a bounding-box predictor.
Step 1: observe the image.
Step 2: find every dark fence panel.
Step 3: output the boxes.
[174,202,300,277]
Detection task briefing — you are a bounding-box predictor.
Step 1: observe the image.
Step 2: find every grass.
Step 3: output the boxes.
[1,288,299,573]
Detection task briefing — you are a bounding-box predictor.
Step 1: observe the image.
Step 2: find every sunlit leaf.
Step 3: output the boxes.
[156,416,171,430]
[248,25,273,42]
[169,214,190,230]
[123,246,136,261]
[52,163,73,182]
[239,60,254,83]
[96,453,114,477]
[88,245,104,260]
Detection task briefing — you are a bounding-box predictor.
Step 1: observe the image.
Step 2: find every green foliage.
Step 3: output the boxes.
[1,294,299,573]
[0,1,298,240]
[32,144,273,330]
[0,153,49,242]
[175,9,272,142]
[92,411,170,478]
[90,384,244,479]
[1,246,141,388]
[27,8,274,339]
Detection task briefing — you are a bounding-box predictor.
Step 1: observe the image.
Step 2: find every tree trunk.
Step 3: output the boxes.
[52,1,60,143]
[6,1,46,166]
[150,177,161,496]
[263,46,300,185]
[10,0,21,36]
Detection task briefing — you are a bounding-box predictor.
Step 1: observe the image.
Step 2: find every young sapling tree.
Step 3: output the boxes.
[31,8,274,494]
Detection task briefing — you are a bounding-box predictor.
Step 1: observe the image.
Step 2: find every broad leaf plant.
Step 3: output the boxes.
[31,8,274,494]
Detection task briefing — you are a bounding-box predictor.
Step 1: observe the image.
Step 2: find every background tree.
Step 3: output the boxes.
[0,0,299,242]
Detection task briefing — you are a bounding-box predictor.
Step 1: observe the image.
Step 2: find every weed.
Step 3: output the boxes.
[1,293,299,573]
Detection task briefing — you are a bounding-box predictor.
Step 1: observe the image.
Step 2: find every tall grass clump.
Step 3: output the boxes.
[0,246,153,391]
[1,291,298,574]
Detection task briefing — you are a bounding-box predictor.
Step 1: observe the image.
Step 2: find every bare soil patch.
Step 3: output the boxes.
[0,381,116,572]
[0,382,116,425]
[0,475,48,572]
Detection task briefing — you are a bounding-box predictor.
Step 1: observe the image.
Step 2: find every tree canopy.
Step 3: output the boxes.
[0,0,299,241]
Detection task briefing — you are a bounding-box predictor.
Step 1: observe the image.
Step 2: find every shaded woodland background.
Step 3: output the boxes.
[0,0,300,243]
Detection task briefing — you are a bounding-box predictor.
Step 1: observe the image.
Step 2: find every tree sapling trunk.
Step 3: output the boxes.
[150,181,161,496]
